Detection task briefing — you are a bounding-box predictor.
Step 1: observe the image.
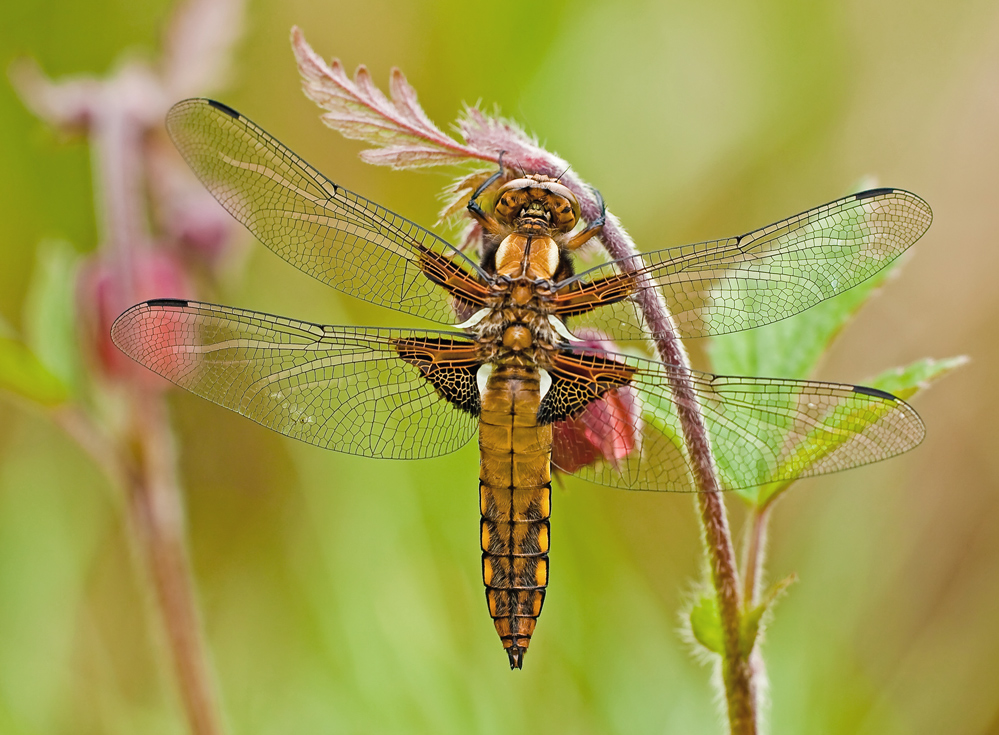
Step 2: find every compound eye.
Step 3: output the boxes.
[549,195,579,232]
[495,188,528,224]
[499,192,520,211]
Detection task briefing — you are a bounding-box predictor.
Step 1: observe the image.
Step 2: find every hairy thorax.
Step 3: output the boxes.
[473,232,562,370]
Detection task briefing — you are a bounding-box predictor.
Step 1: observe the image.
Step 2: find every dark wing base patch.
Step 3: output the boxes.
[537,349,636,424]
[550,273,637,318]
[394,337,483,415]
[413,243,492,320]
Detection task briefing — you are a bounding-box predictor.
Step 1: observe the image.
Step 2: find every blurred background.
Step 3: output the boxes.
[0,0,997,733]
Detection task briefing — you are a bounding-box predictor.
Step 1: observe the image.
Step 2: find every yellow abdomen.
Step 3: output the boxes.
[478,362,552,669]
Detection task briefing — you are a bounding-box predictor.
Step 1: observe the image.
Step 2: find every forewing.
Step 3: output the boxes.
[550,348,925,491]
[111,299,480,459]
[557,189,932,339]
[166,99,490,324]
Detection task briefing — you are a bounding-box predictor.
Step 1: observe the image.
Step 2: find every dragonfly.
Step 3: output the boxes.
[111,98,931,669]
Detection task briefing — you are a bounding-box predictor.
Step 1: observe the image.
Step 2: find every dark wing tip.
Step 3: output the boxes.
[852,384,899,401]
[165,99,240,138]
[855,187,897,200]
[109,299,189,351]
[851,384,928,451]
[206,99,241,118]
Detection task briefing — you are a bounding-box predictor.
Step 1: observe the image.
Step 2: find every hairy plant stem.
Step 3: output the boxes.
[554,183,758,734]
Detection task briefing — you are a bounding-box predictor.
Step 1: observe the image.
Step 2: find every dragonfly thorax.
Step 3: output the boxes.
[502,325,532,351]
[495,233,560,280]
[472,287,559,368]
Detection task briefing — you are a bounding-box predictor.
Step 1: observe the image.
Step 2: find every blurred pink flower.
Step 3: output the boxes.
[80,251,192,384]
[147,138,238,266]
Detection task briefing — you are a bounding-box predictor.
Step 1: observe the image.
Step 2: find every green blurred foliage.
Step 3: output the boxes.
[23,240,83,395]
[1,1,998,734]
[0,335,68,406]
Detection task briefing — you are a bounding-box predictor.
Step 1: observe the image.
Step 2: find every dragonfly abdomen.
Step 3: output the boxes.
[478,363,552,670]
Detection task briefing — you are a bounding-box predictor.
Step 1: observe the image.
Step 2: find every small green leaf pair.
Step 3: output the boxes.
[690,574,797,657]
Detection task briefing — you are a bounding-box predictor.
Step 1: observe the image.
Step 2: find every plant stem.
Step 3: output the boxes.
[126,390,225,735]
[91,85,226,734]
[698,490,757,735]
[14,6,244,728]
[56,390,226,733]
[742,503,773,608]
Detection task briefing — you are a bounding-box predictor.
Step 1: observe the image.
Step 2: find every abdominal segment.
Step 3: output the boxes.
[478,363,552,669]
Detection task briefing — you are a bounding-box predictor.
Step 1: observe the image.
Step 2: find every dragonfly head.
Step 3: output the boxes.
[494,174,580,235]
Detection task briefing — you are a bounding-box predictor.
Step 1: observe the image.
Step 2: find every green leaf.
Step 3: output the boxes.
[740,573,796,657]
[23,240,83,395]
[0,337,69,407]
[707,249,909,506]
[752,480,790,509]
[749,355,968,508]
[689,593,724,655]
[639,386,691,466]
[867,355,969,400]
[707,255,904,380]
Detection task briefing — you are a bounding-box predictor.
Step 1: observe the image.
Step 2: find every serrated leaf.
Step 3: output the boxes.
[292,27,491,170]
[689,593,725,655]
[23,239,82,395]
[740,573,796,657]
[640,388,689,460]
[0,337,69,407]
[867,356,969,400]
[751,480,791,508]
[746,388,904,508]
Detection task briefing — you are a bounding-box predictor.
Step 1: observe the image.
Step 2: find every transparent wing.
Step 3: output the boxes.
[557,189,932,339]
[549,348,925,491]
[166,99,490,324]
[111,299,479,459]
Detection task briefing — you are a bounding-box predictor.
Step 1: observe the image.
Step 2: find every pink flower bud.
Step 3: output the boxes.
[79,250,192,385]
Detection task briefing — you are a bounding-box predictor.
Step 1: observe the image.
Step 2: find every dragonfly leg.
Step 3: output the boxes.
[565,186,605,250]
[468,152,507,236]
